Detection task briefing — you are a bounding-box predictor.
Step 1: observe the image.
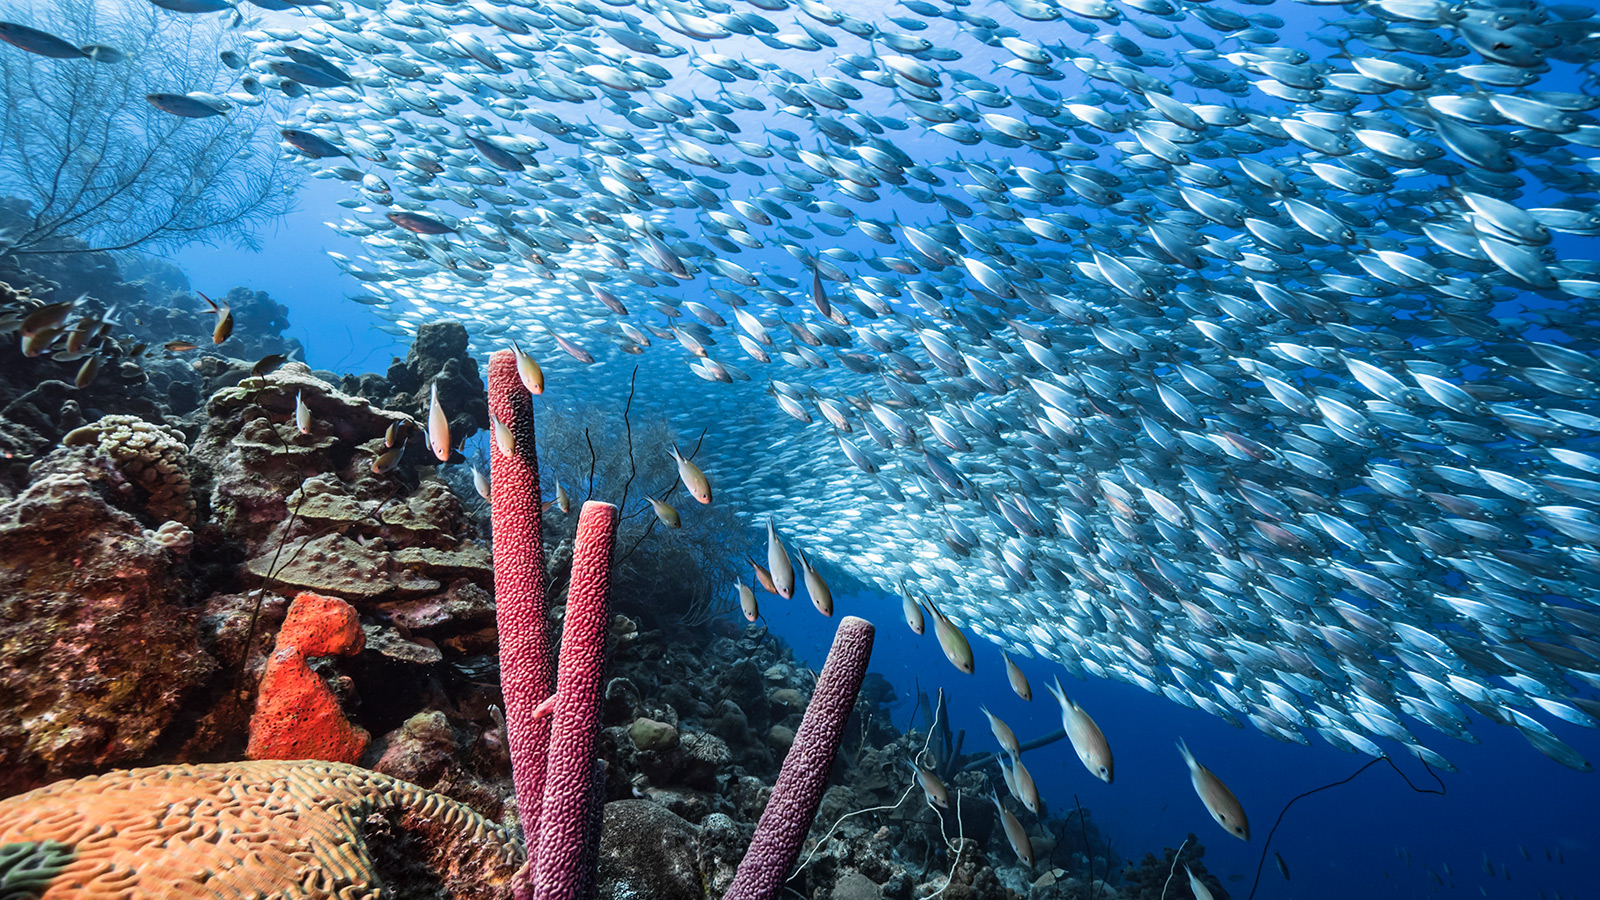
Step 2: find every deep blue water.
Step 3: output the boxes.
[766,576,1600,900]
[14,0,1596,891]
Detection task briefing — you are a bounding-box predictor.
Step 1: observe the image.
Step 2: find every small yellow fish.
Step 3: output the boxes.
[509,339,544,394]
[472,465,490,501]
[295,391,312,435]
[797,550,832,616]
[1178,738,1249,840]
[925,596,974,674]
[385,418,410,449]
[200,292,232,344]
[74,356,99,389]
[1048,678,1113,784]
[736,580,758,622]
[766,517,794,599]
[556,480,571,514]
[427,383,451,462]
[911,762,948,808]
[902,592,925,635]
[492,414,515,457]
[668,442,712,503]
[991,791,1034,867]
[1002,650,1032,701]
[981,706,1020,759]
[648,496,680,528]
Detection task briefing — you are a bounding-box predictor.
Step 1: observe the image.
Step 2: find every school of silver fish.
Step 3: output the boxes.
[21,0,1600,773]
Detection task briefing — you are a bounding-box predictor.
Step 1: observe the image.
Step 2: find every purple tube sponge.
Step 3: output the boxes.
[724,615,876,900]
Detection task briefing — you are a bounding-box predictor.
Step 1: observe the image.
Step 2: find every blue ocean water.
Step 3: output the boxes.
[4,0,1599,893]
[160,0,1600,893]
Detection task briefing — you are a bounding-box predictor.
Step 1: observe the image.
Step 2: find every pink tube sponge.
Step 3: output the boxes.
[532,501,619,900]
[725,615,876,900]
[488,349,554,843]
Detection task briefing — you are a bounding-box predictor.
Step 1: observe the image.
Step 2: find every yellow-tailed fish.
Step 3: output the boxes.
[492,414,515,457]
[980,706,1020,759]
[911,762,949,808]
[1178,738,1249,840]
[748,557,777,594]
[1048,678,1113,784]
[926,597,974,674]
[797,550,833,616]
[766,517,794,599]
[903,592,925,635]
[510,339,544,394]
[648,496,681,528]
[991,791,1034,867]
[74,356,99,389]
[214,305,234,343]
[427,383,451,462]
[668,441,712,504]
[1011,755,1040,814]
[472,465,490,501]
[737,580,758,622]
[295,391,312,434]
[1002,650,1032,701]
[556,480,571,514]
[200,292,233,344]
[1186,866,1215,900]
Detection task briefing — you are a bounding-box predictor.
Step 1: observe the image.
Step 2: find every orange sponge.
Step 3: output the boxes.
[279,590,365,656]
[247,592,369,763]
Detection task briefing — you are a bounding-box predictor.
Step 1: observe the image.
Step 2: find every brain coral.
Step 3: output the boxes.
[0,760,525,900]
[62,414,194,525]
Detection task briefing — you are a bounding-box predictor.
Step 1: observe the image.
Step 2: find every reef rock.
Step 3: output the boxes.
[193,363,488,609]
[0,473,213,795]
[342,320,488,447]
[598,800,705,900]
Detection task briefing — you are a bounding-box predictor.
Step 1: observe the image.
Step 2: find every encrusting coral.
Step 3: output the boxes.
[247,592,369,764]
[0,760,524,900]
[60,413,194,525]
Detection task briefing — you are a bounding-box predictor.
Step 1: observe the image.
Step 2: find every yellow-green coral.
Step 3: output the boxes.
[62,415,193,525]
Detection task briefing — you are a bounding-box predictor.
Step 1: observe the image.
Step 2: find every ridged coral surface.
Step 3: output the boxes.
[0,761,525,899]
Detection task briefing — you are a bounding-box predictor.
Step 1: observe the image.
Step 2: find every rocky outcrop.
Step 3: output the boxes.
[0,473,213,796]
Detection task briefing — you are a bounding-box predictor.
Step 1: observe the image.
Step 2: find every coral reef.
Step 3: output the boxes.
[343,320,489,447]
[0,473,213,796]
[727,616,877,900]
[0,760,523,899]
[59,414,195,524]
